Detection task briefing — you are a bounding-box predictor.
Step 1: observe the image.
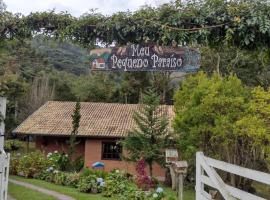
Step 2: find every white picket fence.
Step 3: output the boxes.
[196,152,270,200]
[0,97,10,200]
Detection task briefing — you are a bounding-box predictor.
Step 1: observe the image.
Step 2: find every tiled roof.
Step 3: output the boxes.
[13,101,174,137]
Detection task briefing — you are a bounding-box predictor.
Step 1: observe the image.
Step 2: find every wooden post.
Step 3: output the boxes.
[0,97,9,200]
[0,97,6,150]
[168,165,176,190]
[27,135,30,153]
[178,173,183,200]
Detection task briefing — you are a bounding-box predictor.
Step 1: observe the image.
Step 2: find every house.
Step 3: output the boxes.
[13,101,174,180]
[92,58,106,69]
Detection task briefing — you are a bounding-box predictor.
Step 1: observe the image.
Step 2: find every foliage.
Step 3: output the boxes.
[103,170,140,198]
[53,171,68,185]
[67,101,81,167]
[12,151,52,178]
[174,72,270,189]
[80,168,108,179]
[47,151,69,171]
[201,46,270,88]
[122,89,169,176]
[2,1,270,49]
[9,153,20,175]
[77,175,100,193]
[4,139,23,152]
[135,159,153,190]
[65,172,80,188]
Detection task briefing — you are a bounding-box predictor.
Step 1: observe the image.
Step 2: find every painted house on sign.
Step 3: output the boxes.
[13,101,174,180]
[92,58,106,69]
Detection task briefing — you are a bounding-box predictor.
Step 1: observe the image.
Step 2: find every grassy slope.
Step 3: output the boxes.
[8,182,57,200]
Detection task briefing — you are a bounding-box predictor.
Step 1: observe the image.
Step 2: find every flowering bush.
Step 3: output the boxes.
[65,172,80,187]
[103,170,129,197]
[9,153,20,175]
[53,171,68,185]
[150,187,165,200]
[77,175,98,193]
[47,151,69,171]
[16,151,52,178]
[135,159,154,190]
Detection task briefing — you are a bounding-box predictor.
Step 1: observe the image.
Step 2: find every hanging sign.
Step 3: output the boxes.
[89,44,200,72]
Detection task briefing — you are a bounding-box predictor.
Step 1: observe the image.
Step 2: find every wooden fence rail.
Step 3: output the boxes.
[196,152,270,200]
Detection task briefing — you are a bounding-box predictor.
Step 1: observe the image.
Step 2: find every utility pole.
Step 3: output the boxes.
[0,97,10,200]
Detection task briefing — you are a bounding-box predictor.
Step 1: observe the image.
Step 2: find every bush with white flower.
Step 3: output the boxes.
[12,151,52,178]
[47,151,69,171]
[149,187,165,200]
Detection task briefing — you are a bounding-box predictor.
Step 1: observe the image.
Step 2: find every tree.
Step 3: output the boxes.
[67,101,81,162]
[121,90,169,176]
[174,72,270,189]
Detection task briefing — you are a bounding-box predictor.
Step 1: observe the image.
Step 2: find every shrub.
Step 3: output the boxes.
[77,175,97,193]
[47,151,69,171]
[72,156,84,172]
[80,168,108,179]
[9,153,20,175]
[53,171,68,185]
[17,151,51,177]
[66,172,80,188]
[150,187,165,200]
[103,170,130,197]
[135,159,154,190]
[36,170,54,182]
[4,140,23,152]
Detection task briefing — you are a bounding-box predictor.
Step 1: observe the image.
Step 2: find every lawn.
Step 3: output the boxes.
[11,176,195,200]
[164,186,195,200]
[10,176,115,200]
[8,182,57,200]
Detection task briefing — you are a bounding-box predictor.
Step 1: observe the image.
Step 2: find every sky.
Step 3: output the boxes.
[5,0,171,17]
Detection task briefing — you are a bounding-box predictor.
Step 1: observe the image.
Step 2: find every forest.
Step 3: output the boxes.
[0,0,270,139]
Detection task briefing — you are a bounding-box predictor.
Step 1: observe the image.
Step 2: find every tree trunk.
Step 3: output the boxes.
[149,163,153,177]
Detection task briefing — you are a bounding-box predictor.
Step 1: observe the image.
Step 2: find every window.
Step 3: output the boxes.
[102,141,122,160]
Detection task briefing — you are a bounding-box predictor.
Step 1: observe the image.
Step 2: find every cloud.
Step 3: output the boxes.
[5,0,171,16]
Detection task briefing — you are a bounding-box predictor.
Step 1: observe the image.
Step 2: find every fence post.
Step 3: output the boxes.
[0,97,9,200]
[196,152,204,200]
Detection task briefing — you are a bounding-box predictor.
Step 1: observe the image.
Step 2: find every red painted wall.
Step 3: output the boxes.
[36,136,85,159]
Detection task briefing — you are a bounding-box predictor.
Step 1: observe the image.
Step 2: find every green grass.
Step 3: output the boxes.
[252,181,270,199]
[164,186,195,200]
[8,182,57,200]
[10,176,113,200]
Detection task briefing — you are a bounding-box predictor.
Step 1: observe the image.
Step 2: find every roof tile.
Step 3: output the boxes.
[13,101,174,137]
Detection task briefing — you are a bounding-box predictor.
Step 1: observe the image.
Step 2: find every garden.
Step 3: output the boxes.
[8,148,193,200]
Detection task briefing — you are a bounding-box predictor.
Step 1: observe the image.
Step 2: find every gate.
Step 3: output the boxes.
[196,152,270,200]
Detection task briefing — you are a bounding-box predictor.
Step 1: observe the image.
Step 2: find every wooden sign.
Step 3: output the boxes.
[90,44,200,72]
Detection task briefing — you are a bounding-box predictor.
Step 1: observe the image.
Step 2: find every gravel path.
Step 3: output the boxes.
[9,179,75,200]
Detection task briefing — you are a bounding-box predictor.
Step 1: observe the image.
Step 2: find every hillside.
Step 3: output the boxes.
[31,36,89,75]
